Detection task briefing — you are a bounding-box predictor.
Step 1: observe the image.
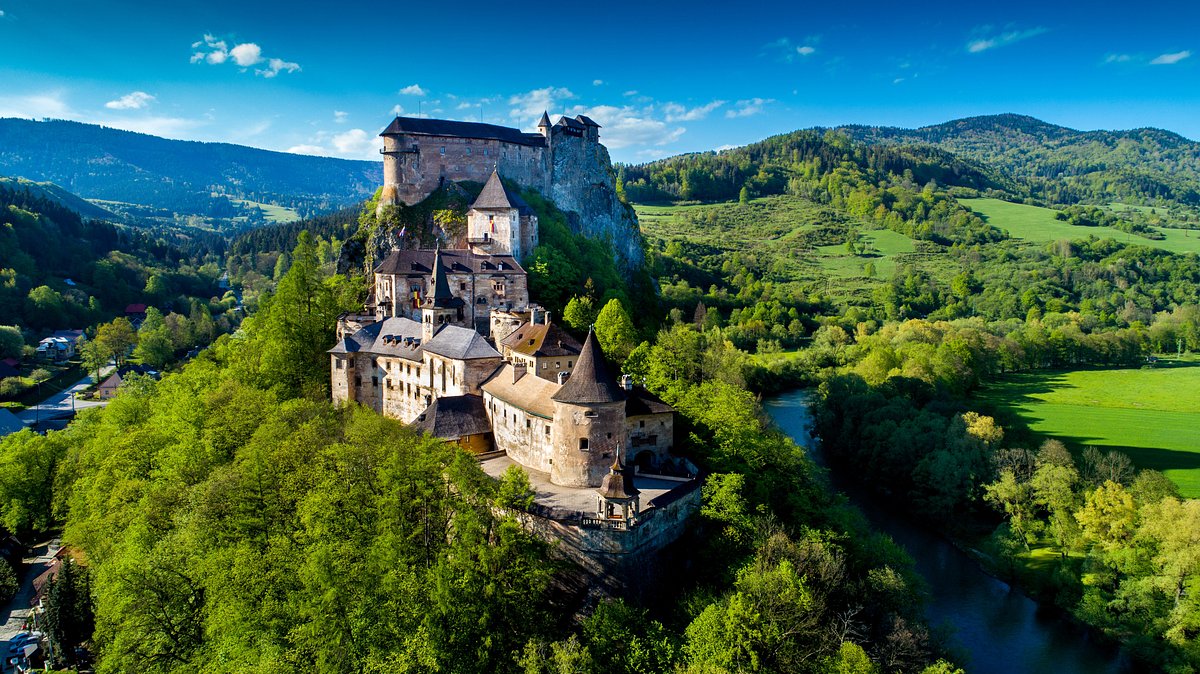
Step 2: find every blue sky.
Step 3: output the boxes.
[0,0,1197,163]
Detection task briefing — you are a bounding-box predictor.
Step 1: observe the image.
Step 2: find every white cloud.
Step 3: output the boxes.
[399,84,427,96]
[593,79,604,86]
[725,98,772,118]
[564,104,685,149]
[334,110,348,123]
[714,144,740,152]
[391,104,405,116]
[286,144,326,156]
[0,10,6,17]
[1104,53,1132,64]
[257,57,300,78]
[331,128,377,159]
[230,43,262,66]
[105,91,156,110]
[508,86,575,124]
[190,34,299,77]
[893,77,906,84]
[0,92,73,119]
[1151,50,1191,65]
[623,90,638,97]
[100,116,206,138]
[763,37,821,63]
[966,26,1048,53]
[662,100,725,122]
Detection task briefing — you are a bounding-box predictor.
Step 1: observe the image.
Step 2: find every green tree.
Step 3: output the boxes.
[24,285,66,329]
[0,325,23,360]
[563,295,598,331]
[593,299,638,364]
[79,339,108,382]
[95,317,137,367]
[496,464,535,511]
[43,558,95,668]
[739,185,750,205]
[0,558,17,604]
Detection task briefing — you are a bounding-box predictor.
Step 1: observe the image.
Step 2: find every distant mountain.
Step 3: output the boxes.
[839,114,1200,206]
[0,118,381,228]
[0,176,119,221]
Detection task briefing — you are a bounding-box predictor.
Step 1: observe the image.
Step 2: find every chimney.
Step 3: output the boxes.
[620,374,634,391]
[513,362,527,383]
[557,371,571,385]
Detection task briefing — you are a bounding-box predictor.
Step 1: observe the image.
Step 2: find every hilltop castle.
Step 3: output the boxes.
[374,112,644,271]
[332,129,696,561]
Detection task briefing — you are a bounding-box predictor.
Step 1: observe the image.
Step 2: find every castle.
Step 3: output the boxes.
[332,120,697,555]
[375,112,644,271]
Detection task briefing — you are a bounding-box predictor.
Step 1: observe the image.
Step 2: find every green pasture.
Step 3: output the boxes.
[978,357,1200,496]
[635,196,936,303]
[961,198,1200,255]
[231,199,301,223]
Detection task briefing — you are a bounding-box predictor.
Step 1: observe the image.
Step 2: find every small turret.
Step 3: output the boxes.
[421,245,464,340]
[596,452,640,523]
[537,111,552,138]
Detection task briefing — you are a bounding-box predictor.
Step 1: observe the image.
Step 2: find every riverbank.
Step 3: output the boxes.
[765,390,1130,674]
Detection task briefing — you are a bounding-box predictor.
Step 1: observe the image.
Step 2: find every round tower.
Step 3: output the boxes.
[549,329,626,487]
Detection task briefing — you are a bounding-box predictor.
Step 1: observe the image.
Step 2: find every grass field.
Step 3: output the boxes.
[231,199,301,223]
[961,197,1200,255]
[635,196,943,303]
[977,357,1200,496]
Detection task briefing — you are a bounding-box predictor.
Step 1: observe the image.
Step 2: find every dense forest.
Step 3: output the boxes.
[0,180,226,331]
[841,114,1200,209]
[0,118,379,226]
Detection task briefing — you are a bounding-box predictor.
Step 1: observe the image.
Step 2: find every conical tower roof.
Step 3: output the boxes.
[429,245,456,308]
[551,329,625,404]
[537,111,551,128]
[470,170,515,210]
[597,453,639,500]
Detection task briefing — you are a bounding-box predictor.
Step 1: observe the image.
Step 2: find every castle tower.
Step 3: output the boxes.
[596,453,640,524]
[549,329,626,487]
[421,246,464,341]
[467,170,538,260]
[537,111,552,139]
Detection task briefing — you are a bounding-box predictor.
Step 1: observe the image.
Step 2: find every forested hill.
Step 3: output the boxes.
[621,127,1005,204]
[0,118,380,225]
[838,114,1200,206]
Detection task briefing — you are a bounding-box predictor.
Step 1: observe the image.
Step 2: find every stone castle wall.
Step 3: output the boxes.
[382,134,548,207]
[378,124,645,272]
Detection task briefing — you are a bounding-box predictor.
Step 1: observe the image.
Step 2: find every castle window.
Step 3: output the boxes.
[526,419,531,429]
[335,359,344,370]
[640,420,645,428]
[606,432,612,439]
[541,362,547,369]
[545,425,551,435]
[555,361,561,368]
[466,147,472,155]
[584,411,598,418]
[459,282,466,291]
[568,361,573,368]
[579,438,589,450]
[440,147,445,155]
[372,376,378,387]
[354,376,361,386]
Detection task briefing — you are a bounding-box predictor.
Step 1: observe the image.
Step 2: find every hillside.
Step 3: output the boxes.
[0,176,119,221]
[0,118,380,231]
[839,114,1200,209]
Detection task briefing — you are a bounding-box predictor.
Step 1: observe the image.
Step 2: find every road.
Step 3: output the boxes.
[17,366,114,428]
[0,537,60,670]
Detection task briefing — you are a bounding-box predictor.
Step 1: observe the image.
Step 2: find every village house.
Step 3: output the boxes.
[98,364,160,399]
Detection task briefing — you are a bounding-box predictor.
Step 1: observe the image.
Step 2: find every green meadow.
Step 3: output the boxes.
[961,197,1200,255]
[978,357,1200,496]
[636,196,939,303]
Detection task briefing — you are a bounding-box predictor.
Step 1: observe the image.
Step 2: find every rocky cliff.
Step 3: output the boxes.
[547,138,645,272]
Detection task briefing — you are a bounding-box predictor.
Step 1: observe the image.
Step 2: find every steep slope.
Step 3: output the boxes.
[840,114,1200,206]
[0,176,119,221]
[0,118,381,225]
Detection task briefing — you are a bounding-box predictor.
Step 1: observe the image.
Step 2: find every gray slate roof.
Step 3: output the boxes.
[500,320,581,358]
[626,387,673,416]
[0,409,24,438]
[424,324,502,360]
[412,394,493,440]
[551,330,625,405]
[328,317,425,361]
[469,171,533,215]
[375,248,525,277]
[380,117,546,147]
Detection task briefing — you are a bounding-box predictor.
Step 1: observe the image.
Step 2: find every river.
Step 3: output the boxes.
[764,389,1130,674]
